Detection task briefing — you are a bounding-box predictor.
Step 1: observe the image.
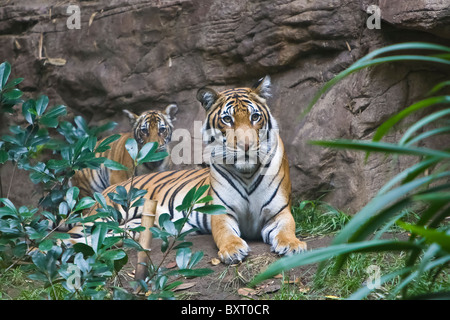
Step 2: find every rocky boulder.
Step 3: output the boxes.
[1,0,449,212]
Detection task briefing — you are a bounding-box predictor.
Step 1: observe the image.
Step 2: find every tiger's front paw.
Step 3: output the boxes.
[272,234,307,256]
[217,236,249,264]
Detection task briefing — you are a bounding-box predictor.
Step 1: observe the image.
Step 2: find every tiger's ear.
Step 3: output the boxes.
[197,87,219,111]
[251,75,271,99]
[123,109,139,127]
[164,103,178,122]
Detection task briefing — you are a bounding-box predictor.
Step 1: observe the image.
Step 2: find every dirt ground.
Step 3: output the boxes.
[122,234,334,300]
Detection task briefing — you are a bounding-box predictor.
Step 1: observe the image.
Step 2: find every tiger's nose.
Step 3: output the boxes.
[237,139,253,152]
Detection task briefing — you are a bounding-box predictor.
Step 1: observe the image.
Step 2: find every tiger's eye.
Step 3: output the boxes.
[251,113,261,122]
[159,127,167,134]
[222,116,232,123]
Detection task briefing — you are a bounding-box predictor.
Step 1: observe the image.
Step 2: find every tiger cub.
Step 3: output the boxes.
[70,103,178,199]
[65,77,306,264]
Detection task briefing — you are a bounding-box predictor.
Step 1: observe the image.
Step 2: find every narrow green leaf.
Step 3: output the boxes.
[426,80,450,96]
[332,171,450,245]
[309,139,450,159]
[373,96,450,143]
[397,222,450,252]
[250,240,420,286]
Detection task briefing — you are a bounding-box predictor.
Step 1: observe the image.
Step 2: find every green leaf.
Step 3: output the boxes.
[38,239,54,251]
[39,105,67,128]
[196,195,213,204]
[176,186,197,212]
[397,222,450,252]
[162,219,177,236]
[136,141,158,164]
[73,243,95,257]
[74,197,96,212]
[22,99,36,124]
[66,187,79,210]
[0,149,8,164]
[91,223,108,254]
[188,251,204,269]
[125,138,138,161]
[35,95,49,116]
[101,249,126,261]
[58,201,69,217]
[47,159,69,170]
[0,61,11,90]
[176,247,192,270]
[94,192,107,209]
[3,77,23,90]
[173,241,193,250]
[426,80,450,96]
[3,88,22,100]
[194,204,226,215]
[95,134,121,153]
[43,104,66,118]
[103,159,129,171]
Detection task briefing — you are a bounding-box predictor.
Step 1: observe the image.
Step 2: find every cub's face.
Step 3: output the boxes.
[123,104,178,165]
[198,76,277,173]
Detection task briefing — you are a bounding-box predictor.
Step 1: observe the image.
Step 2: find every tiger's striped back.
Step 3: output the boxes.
[67,168,211,242]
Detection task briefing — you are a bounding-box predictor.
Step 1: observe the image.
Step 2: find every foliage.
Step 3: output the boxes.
[0,61,223,300]
[252,42,450,299]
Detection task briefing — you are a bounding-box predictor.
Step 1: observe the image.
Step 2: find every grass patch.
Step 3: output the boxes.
[292,199,350,238]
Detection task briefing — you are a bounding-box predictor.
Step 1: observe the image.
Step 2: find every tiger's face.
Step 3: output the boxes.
[198,76,277,173]
[123,104,178,168]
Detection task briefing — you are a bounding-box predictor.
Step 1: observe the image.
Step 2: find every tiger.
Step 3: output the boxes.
[70,103,178,199]
[65,76,307,264]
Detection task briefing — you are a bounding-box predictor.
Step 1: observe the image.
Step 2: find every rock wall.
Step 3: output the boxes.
[1,0,449,212]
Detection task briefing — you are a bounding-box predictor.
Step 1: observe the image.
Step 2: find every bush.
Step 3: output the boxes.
[252,42,450,300]
[0,61,223,300]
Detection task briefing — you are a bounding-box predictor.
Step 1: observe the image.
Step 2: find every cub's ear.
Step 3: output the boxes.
[196,87,219,111]
[123,109,139,126]
[164,103,178,122]
[251,75,271,99]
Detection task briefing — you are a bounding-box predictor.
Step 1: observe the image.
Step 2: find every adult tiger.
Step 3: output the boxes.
[66,77,306,264]
[70,103,178,199]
